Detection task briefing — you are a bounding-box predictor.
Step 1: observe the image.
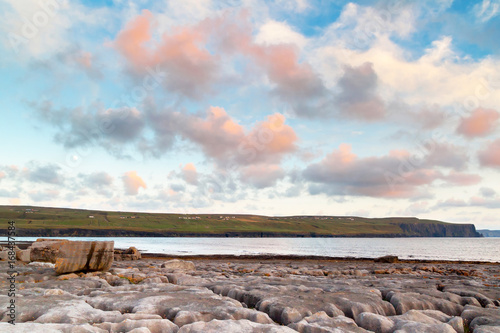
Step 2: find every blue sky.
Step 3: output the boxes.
[1,0,500,229]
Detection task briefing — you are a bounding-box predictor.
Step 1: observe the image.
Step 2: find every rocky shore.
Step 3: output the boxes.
[1,252,499,332]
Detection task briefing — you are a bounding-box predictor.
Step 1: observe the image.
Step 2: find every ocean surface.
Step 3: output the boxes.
[18,237,500,262]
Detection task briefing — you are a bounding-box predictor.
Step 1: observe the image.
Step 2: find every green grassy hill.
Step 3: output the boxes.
[0,205,480,237]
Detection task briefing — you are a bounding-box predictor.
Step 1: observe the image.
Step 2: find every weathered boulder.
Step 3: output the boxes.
[375,255,399,263]
[161,259,195,271]
[29,239,114,274]
[0,251,8,261]
[114,247,142,261]
[16,249,31,262]
[55,240,114,274]
[177,319,297,332]
[29,239,69,263]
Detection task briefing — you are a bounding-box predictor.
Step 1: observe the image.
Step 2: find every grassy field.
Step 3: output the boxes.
[0,205,452,236]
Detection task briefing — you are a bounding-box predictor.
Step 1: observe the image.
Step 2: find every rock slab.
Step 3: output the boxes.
[55,240,114,274]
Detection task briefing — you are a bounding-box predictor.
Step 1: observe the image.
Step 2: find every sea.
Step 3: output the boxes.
[18,237,500,263]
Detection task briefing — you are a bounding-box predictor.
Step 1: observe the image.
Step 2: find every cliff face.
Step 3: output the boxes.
[8,224,482,237]
[477,229,500,237]
[397,223,481,237]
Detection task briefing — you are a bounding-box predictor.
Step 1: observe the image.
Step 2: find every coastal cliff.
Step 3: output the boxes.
[396,222,481,237]
[11,223,482,238]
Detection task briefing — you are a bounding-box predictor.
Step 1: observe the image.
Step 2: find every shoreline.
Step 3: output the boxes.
[2,241,498,264]
[141,253,500,265]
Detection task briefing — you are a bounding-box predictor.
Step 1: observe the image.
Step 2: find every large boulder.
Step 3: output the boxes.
[55,240,114,274]
[28,239,114,274]
[30,239,69,263]
[16,249,31,262]
[114,247,142,261]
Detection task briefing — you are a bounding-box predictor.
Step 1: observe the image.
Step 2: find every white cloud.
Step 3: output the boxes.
[255,20,307,48]
[474,0,500,23]
[312,34,500,110]
[0,0,109,60]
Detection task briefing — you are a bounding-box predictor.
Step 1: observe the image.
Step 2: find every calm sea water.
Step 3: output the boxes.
[18,237,500,263]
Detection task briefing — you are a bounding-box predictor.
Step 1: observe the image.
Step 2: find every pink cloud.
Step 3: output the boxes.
[0,171,5,180]
[443,171,482,186]
[122,171,147,195]
[182,163,198,185]
[114,10,326,112]
[175,107,297,166]
[304,142,480,199]
[478,138,500,167]
[457,108,499,138]
[114,9,154,69]
[114,10,216,98]
[304,144,439,198]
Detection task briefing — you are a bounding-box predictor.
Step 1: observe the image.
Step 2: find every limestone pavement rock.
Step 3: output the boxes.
[161,259,196,271]
[0,257,499,333]
[289,311,370,332]
[177,319,297,332]
[0,322,107,333]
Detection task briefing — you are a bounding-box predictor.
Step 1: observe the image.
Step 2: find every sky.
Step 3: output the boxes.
[0,0,499,229]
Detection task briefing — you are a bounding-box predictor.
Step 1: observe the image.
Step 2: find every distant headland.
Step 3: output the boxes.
[0,205,481,238]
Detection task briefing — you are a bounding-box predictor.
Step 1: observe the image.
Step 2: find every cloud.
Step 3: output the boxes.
[114,9,217,99]
[26,163,64,185]
[0,0,108,60]
[435,195,500,210]
[146,106,297,166]
[0,171,5,180]
[28,189,60,202]
[239,164,285,188]
[478,139,500,168]
[303,142,479,199]
[480,187,496,198]
[473,0,500,23]
[82,171,114,189]
[122,171,147,195]
[456,108,499,138]
[434,198,469,209]
[0,189,17,197]
[336,62,385,121]
[303,144,439,198]
[181,163,198,185]
[422,142,470,171]
[443,171,482,186]
[33,101,145,156]
[469,196,500,209]
[255,20,307,48]
[114,10,330,117]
